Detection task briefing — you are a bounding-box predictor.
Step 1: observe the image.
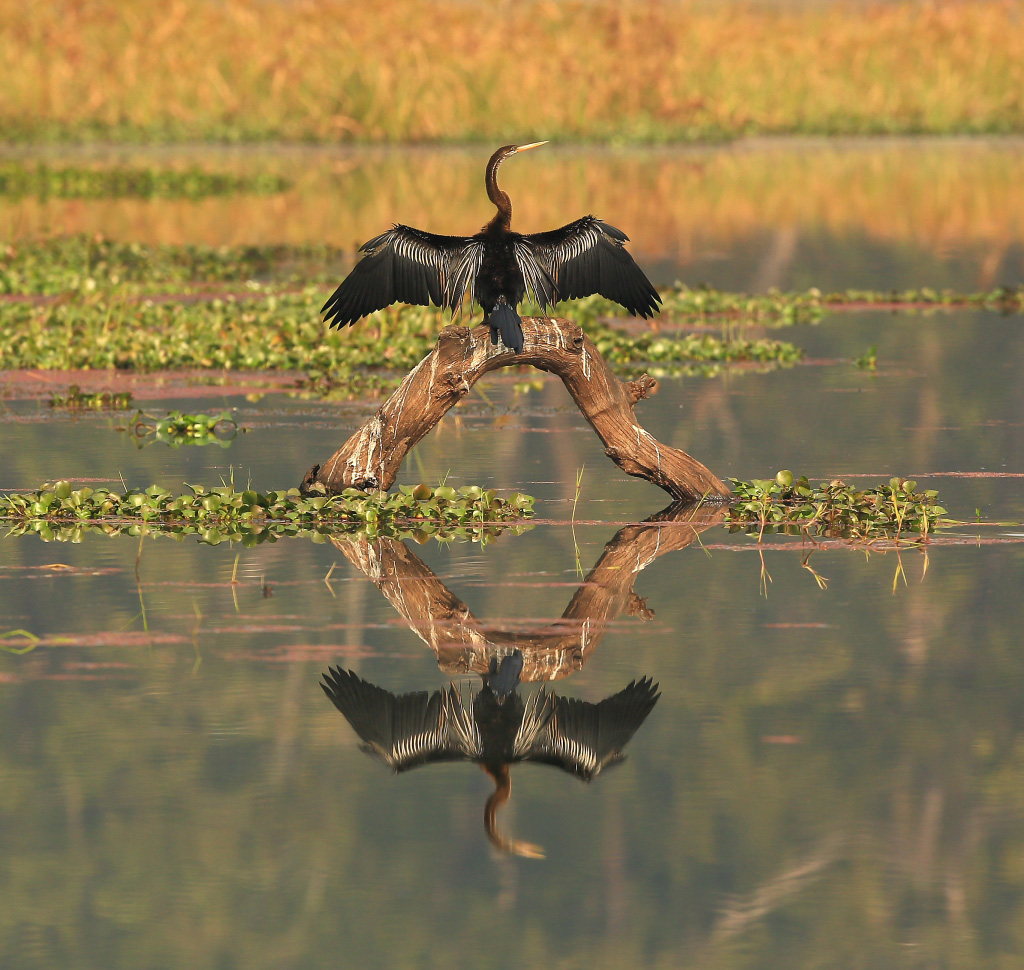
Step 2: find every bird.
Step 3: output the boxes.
[321,142,661,354]
[320,651,660,858]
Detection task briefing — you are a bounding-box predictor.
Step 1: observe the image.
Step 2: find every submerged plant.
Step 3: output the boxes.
[0,480,535,546]
[727,470,947,541]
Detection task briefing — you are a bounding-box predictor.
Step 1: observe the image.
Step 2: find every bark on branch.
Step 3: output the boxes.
[331,503,727,682]
[302,318,730,502]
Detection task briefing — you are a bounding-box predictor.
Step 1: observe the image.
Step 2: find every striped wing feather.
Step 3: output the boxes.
[321,225,481,327]
[321,667,478,771]
[520,216,662,318]
[522,677,660,780]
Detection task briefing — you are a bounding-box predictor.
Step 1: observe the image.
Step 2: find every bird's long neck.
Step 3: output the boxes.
[483,765,544,859]
[485,152,512,230]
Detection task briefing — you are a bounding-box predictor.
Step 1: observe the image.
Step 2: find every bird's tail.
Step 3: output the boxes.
[487,302,524,354]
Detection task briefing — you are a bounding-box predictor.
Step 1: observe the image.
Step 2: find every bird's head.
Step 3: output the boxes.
[492,141,548,162]
[485,143,548,227]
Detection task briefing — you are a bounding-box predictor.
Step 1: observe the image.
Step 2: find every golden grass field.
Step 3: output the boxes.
[1,0,1022,143]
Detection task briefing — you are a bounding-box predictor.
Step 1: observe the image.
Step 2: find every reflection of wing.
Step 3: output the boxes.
[523,677,660,780]
[321,667,480,772]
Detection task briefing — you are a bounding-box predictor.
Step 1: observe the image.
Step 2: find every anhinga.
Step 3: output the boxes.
[321,143,661,353]
[321,652,660,858]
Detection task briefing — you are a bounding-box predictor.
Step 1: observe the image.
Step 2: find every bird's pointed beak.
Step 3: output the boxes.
[515,141,548,153]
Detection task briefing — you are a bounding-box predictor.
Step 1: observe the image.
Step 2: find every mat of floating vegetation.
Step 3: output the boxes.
[0,481,534,546]
[727,472,947,540]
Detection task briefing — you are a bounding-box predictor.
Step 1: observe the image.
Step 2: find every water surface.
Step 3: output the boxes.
[1,141,1024,969]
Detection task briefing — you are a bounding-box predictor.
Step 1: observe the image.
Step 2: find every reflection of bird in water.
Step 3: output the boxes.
[321,142,661,353]
[321,651,659,858]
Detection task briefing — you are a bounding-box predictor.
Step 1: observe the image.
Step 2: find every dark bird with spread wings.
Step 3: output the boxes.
[321,142,661,354]
[321,652,659,858]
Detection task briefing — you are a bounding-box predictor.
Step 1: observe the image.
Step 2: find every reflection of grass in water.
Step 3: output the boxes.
[1,1,1021,143]
[0,164,289,200]
[48,384,134,411]
[6,144,1024,264]
[120,409,240,450]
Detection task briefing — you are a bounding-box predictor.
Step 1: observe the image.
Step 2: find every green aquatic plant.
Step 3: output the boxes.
[47,385,133,410]
[121,410,240,449]
[6,238,1022,316]
[0,289,804,385]
[853,345,877,371]
[0,480,535,546]
[0,237,346,295]
[0,164,290,201]
[727,471,947,541]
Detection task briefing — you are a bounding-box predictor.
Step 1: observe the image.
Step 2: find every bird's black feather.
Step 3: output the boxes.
[320,666,469,772]
[321,149,661,344]
[321,225,474,328]
[523,217,661,319]
[522,676,661,780]
[321,665,658,782]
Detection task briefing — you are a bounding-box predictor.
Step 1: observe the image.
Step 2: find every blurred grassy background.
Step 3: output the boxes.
[1,0,1022,144]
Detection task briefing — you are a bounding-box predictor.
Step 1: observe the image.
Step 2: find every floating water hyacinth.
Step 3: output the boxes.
[0,481,535,546]
[727,471,948,541]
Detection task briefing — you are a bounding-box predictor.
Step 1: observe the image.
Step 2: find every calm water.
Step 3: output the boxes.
[2,141,1024,969]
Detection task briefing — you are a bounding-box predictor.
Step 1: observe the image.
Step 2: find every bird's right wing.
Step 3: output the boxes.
[321,667,480,771]
[321,226,484,328]
[521,677,660,780]
[518,216,661,318]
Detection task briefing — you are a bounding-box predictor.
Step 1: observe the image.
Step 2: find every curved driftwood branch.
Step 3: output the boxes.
[302,318,730,502]
[331,503,727,681]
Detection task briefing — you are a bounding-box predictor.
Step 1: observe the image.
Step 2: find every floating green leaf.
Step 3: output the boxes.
[727,473,947,540]
[0,480,535,547]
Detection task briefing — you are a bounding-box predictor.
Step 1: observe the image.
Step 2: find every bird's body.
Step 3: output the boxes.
[322,143,661,353]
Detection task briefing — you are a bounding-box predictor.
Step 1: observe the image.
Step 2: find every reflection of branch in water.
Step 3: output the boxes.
[331,503,726,681]
[712,833,845,941]
[321,503,722,857]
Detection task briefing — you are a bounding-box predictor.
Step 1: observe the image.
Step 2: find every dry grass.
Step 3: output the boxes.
[1,0,1022,143]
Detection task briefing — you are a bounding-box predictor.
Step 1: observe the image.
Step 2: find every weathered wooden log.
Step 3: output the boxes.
[302,318,730,502]
[331,503,727,681]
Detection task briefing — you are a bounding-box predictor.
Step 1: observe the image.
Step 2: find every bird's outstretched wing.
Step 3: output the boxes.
[521,677,660,780]
[322,226,484,327]
[321,667,480,771]
[517,217,661,318]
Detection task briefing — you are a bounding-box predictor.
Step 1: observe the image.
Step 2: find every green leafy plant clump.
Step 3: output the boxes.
[0,480,535,546]
[0,289,805,392]
[0,164,291,201]
[121,410,240,449]
[727,470,947,540]
[0,237,346,295]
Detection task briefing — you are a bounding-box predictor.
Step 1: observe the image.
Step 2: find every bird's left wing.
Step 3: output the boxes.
[521,677,660,780]
[321,667,480,771]
[517,216,661,318]
[322,225,484,328]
